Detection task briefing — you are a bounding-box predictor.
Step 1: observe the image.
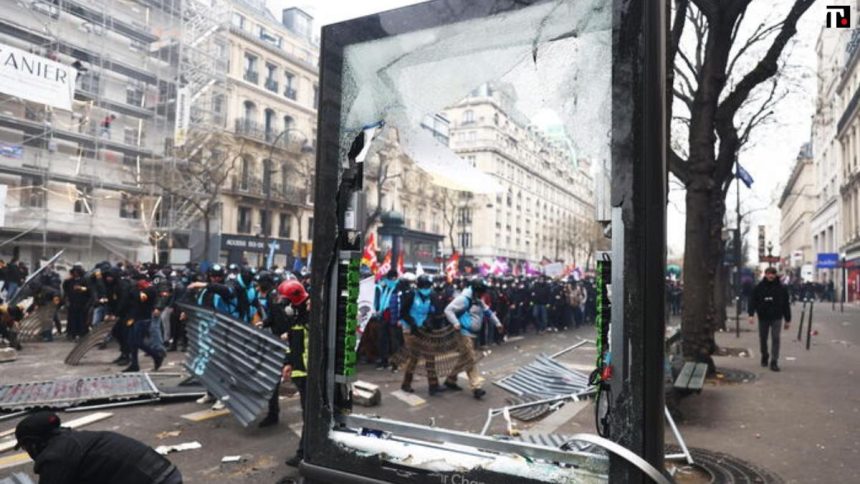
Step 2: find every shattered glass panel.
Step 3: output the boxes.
[342,0,611,191]
[335,0,612,480]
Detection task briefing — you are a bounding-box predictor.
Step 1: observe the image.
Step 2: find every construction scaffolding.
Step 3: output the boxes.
[0,0,177,267]
[148,0,230,263]
[0,0,232,268]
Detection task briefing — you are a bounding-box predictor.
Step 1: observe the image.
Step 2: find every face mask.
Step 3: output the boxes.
[418,288,431,297]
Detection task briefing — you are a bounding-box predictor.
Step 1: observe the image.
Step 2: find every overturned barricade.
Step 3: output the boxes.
[180,303,289,427]
[494,353,593,399]
[0,373,163,411]
[64,323,114,365]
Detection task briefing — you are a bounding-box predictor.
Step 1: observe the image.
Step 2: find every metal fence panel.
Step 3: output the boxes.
[0,373,158,411]
[180,303,289,427]
[494,354,592,399]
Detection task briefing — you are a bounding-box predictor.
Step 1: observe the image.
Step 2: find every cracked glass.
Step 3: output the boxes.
[327,0,613,481]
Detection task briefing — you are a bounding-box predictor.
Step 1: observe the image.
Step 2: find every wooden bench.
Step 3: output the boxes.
[673,362,708,392]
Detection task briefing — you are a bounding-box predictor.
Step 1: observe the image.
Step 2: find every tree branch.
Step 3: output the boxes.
[714,0,814,179]
[717,0,813,121]
[669,149,691,185]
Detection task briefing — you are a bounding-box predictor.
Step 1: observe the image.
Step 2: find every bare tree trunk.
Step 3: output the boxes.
[681,184,723,371]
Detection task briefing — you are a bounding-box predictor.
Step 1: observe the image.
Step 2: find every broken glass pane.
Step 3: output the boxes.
[330,0,612,480]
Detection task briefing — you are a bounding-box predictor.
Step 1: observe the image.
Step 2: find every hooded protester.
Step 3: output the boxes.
[15,411,182,484]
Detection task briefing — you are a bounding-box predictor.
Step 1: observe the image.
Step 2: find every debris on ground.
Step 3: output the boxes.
[155,441,202,455]
[156,430,182,440]
[0,348,17,363]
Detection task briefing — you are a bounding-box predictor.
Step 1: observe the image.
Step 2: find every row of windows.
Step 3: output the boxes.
[243,52,319,108]
[236,206,313,239]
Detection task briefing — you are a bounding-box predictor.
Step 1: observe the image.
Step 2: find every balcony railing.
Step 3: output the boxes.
[284,88,297,100]
[244,70,259,84]
[228,175,308,205]
[265,78,279,93]
[234,119,314,153]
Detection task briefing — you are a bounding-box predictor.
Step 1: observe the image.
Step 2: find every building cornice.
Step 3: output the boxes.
[228,26,318,77]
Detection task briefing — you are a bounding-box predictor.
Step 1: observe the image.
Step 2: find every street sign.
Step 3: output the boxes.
[758,225,766,259]
[816,252,839,268]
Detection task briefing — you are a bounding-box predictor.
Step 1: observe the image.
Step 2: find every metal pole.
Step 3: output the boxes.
[841,257,846,312]
[806,299,814,350]
[796,299,805,342]
[735,162,742,339]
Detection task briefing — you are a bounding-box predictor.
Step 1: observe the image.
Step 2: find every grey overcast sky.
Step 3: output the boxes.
[270,0,820,257]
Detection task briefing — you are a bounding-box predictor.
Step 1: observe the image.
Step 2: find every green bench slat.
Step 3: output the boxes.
[687,363,707,390]
[674,362,708,390]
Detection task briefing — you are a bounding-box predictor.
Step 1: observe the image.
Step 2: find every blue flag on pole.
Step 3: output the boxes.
[736,163,754,188]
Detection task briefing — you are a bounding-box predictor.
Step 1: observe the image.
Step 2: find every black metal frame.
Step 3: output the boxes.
[305,0,666,482]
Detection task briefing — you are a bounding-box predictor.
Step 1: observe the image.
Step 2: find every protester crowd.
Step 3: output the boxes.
[0,257,599,470]
[361,270,598,376]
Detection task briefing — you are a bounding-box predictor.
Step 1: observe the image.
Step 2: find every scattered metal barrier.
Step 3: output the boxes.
[493,354,592,398]
[64,322,114,365]
[0,472,35,484]
[179,303,289,427]
[15,305,54,342]
[480,391,593,436]
[0,373,159,411]
[504,393,552,421]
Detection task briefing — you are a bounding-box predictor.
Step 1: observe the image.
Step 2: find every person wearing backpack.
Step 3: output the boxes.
[443,278,502,399]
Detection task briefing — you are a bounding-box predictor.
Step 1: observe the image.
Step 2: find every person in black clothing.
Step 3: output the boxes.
[15,411,182,484]
[2,258,22,301]
[257,271,289,428]
[430,275,455,330]
[109,268,134,366]
[530,276,551,333]
[166,271,190,352]
[508,278,529,336]
[122,273,164,373]
[61,263,90,339]
[748,267,792,372]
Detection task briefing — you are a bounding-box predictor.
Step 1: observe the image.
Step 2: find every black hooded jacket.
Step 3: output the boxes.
[748,277,791,322]
[32,429,177,484]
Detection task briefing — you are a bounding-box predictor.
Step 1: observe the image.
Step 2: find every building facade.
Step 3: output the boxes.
[444,84,598,268]
[216,2,318,267]
[836,29,860,301]
[778,143,816,279]
[0,0,179,268]
[361,85,602,272]
[811,27,846,289]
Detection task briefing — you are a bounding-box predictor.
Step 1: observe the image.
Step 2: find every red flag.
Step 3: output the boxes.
[445,251,460,283]
[361,233,378,274]
[397,251,405,276]
[376,249,392,281]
